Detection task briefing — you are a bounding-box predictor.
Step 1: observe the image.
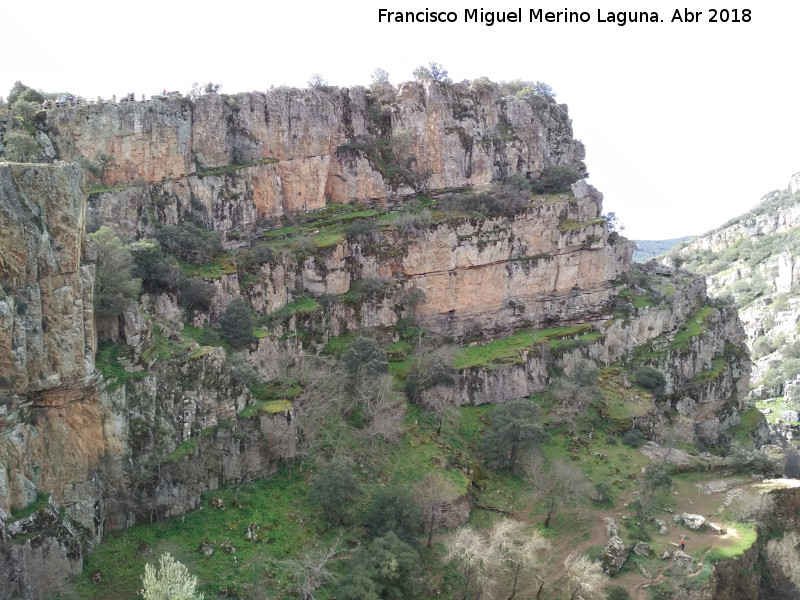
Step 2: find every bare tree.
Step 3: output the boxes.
[445,528,497,600]
[727,490,776,525]
[281,535,343,600]
[488,518,550,599]
[525,458,592,529]
[563,552,608,600]
[414,472,459,548]
[767,532,800,591]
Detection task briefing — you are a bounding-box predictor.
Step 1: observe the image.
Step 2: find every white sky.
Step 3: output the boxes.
[4,0,798,239]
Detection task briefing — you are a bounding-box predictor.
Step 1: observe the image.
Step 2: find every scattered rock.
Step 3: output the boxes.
[633,541,655,558]
[245,523,263,542]
[708,523,728,535]
[654,518,668,535]
[695,479,743,494]
[602,535,628,575]
[90,570,102,584]
[660,550,671,560]
[199,541,214,557]
[782,410,799,422]
[221,540,236,554]
[678,513,706,531]
[672,550,694,568]
[138,542,154,557]
[603,517,618,537]
[211,497,226,510]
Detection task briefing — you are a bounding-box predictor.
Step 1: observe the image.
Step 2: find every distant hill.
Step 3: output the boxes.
[665,174,800,424]
[632,236,694,263]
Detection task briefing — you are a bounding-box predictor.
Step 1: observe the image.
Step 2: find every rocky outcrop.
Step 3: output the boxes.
[602,535,628,575]
[41,82,585,239]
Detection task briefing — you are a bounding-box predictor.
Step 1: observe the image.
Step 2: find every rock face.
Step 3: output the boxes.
[42,82,585,240]
[602,535,628,575]
[0,81,754,596]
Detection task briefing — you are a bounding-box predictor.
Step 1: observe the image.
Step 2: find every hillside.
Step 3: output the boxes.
[633,237,694,263]
[664,174,800,440]
[0,79,790,600]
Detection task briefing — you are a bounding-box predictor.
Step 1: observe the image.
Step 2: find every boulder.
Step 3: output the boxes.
[672,550,694,568]
[602,535,628,575]
[680,513,706,531]
[708,522,728,535]
[603,517,618,537]
[198,541,214,557]
[633,541,655,557]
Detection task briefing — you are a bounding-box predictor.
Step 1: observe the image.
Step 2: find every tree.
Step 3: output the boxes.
[414,472,459,548]
[553,359,603,430]
[366,486,422,546]
[564,552,608,600]
[342,337,388,382]
[480,399,545,471]
[632,366,666,396]
[3,130,40,162]
[129,239,181,293]
[445,528,496,600]
[412,62,451,84]
[309,459,362,526]
[308,74,328,89]
[767,532,800,592]
[601,212,624,233]
[19,88,45,104]
[529,164,584,194]
[336,532,421,600]
[7,81,29,105]
[370,68,390,84]
[178,278,216,311]
[281,536,343,600]
[488,518,550,599]
[88,227,141,326]
[141,552,203,600]
[219,298,256,348]
[526,459,592,529]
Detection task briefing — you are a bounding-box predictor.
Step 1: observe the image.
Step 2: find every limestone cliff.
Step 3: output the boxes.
[0,80,753,598]
[665,177,800,441]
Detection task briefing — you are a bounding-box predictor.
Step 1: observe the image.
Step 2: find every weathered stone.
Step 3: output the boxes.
[679,513,706,531]
[602,535,628,575]
[633,541,655,557]
[708,522,728,535]
[660,550,671,560]
[198,541,214,557]
[671,550,694,568]
[603,517,618,537]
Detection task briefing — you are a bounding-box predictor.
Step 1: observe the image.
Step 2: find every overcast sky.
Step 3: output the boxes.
[4,0,798,239]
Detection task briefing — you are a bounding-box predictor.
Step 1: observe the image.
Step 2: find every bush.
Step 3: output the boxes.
[642,463,672,490]
[88,227,141,324]
[309,460,362,526]
[219,298,255,348]
[606,585,632,600]
[633,366,666,396]
[141,552,203,600]
[155,222,223,265]
[130,239,181,293]
[343,219,378,238]
[729,442,780,475]
[393,210,432,233]
[178,278,216,311]
[229,354,259,388]
[3,130,40,162]
[342,338,388,381]
[440,183,529,217]
[237,243,275,268]
[622,429,646,448]
[366,486,422,546]
[529,164,583,194]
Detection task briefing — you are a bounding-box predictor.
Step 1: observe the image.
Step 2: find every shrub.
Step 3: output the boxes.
[606,585,632,600]
[3,130,40,162]
[729,442,780,475]
[393,210,432,233]
[529,164,583,194]
[480,399,545,471]
[18,88,44,104]
[141,552,203,600]
[342,338,388,381]
[309,460,362,526]
[642,463,672,490]
[155,222,223,265]
[366,486,422,546]
[633,366,666,396]
[343,219,378,238]
[440,183,529,217]
[130,239,181,293]
[219,298,255,348]
[229,354,259,388]
[622,429,646,448]
[237,243,275,268]
[178,278,216,311]
[88,227,141,324]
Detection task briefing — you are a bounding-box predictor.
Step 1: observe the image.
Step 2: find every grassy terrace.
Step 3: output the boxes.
[453,324,596,369]
[671,306,714,350]
[557,217,604,231]
[177,253,237,278]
